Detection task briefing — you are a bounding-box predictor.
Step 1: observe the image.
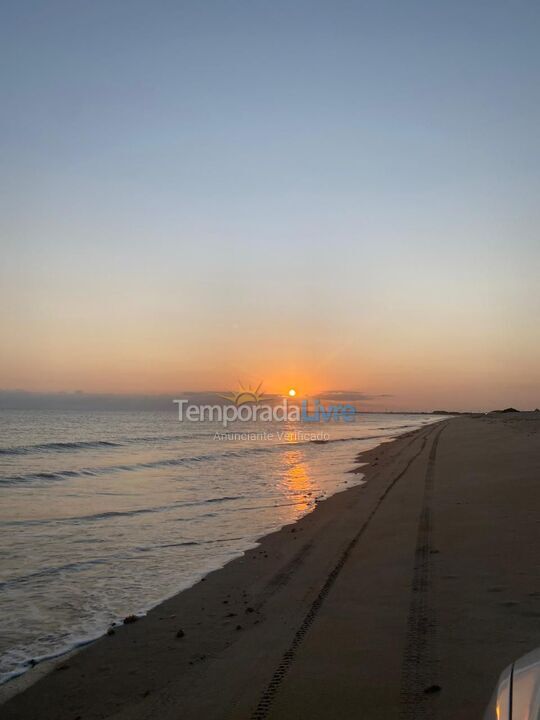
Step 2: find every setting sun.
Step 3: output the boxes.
[288,388,297,397]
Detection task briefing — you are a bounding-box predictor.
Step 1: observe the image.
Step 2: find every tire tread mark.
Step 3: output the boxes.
[399,425,445,719]
[249,424,441,720]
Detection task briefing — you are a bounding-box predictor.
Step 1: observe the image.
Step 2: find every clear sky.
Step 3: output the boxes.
[1,1,539,410]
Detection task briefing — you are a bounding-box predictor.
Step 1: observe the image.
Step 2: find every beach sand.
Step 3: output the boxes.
[2,413,540,719]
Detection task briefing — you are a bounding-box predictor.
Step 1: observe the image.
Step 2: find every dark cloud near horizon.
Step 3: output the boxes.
[0,390,197,411]
[0,389,284,411]
[314,391,394,402]
[0,389,393,411]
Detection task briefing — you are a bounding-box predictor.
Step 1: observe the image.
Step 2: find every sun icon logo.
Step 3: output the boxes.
[219,381,265,406]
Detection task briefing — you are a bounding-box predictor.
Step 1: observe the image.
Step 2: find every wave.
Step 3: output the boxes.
[0,495,248,528]
[308,434,390,445]
[0,526,248,590]
[0,440,122,456]
[0,426,390,459]
[0,430,234,457]
[0,448,270,485]
[0,433,389,486]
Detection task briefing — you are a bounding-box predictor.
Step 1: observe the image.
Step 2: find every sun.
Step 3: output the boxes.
[288,388,297,397]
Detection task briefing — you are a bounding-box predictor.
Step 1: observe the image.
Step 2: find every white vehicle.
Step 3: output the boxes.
[485,647,540,719]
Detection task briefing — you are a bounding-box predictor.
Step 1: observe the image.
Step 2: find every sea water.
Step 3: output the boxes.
[0,409,442,683]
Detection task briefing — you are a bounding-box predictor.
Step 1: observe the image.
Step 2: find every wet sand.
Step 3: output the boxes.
[2,413,540,719]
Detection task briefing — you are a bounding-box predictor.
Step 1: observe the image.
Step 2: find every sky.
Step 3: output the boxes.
[1,1,539,411]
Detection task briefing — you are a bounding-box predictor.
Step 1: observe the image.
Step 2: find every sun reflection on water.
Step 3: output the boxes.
[280,448,316,516]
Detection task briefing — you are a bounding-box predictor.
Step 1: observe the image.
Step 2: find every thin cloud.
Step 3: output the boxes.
[314,391,394,402]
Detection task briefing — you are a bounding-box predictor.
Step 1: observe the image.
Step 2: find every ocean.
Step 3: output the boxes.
[0,409,443,684]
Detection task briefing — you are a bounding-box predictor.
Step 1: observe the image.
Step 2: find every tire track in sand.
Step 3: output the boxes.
[399,424,445,719]
[250,423,442,720]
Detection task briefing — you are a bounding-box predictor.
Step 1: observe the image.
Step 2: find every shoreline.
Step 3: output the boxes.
[3,413,540,719]
[0,425,421,704]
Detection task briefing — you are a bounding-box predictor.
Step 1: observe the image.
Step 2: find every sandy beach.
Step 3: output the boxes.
[2,413,540,720]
